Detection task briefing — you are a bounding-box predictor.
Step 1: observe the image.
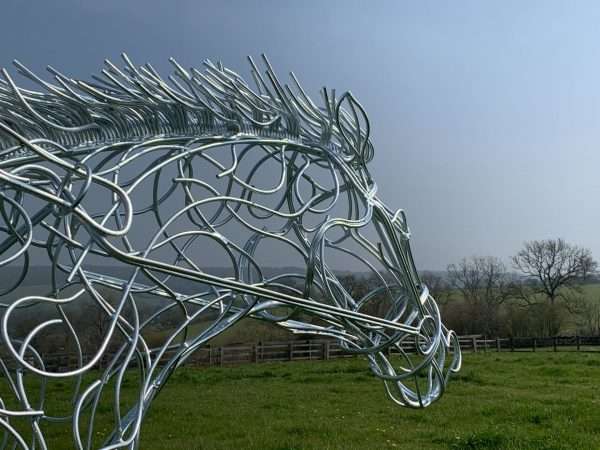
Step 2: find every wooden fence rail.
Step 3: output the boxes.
[457,335,600,353]
[14,335,600,372]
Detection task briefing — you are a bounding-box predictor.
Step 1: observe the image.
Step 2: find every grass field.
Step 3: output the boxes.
[18,351,600,449]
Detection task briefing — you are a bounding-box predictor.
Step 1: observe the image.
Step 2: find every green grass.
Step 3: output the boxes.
[12,352,600,449]
[147,316,298,348]
[582,283,600,298]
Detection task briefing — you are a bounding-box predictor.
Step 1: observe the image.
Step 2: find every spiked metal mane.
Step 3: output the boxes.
[0,54,373,168]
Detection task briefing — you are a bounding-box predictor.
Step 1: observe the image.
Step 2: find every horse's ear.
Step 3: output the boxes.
[335,92,371,166]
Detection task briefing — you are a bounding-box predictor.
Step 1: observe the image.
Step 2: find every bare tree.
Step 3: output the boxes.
[338,272,395,318]
[447,256,510,335]
[576,297,600,336]
[511,238,596,335]
[512,239,592,304]
[579,251,598,282]
[338,273,371,301]
[78,287,124,359]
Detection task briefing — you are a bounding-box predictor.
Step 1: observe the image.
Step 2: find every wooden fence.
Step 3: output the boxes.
[24,335,600,372]
[459,335,600,353]
[40,339,354,371]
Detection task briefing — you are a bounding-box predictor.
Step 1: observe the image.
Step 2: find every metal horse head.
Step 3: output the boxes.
[0,55,461,449]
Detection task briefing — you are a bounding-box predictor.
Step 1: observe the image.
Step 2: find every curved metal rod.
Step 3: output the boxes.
[0,55,460,449]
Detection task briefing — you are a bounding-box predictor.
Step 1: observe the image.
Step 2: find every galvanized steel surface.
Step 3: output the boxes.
[0,55,460,449]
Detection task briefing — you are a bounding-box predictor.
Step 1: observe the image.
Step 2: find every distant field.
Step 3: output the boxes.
[9,352,600,449]
[582,282,600,299]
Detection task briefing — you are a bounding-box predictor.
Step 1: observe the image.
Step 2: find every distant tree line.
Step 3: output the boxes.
[339,238,599,338]
[9,238,599,357]
[422,238,599,337]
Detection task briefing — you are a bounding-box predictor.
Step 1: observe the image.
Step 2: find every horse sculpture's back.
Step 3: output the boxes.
[0,55,460,449]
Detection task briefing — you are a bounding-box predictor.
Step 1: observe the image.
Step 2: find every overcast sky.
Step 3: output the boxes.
[1,0,600,270]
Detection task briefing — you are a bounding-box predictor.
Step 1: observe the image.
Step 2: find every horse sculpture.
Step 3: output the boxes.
[0,54,461,449]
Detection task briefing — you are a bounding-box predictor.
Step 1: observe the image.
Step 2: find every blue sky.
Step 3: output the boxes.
[1,0,600,270]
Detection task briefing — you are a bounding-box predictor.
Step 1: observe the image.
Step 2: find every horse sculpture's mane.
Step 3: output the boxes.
[0,54,372,166]
[0,55,460,449]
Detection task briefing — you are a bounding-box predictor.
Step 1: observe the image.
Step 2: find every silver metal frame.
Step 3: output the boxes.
[0,54,461,449]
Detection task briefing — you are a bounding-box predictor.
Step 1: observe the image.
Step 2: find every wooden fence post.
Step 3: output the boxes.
[496,337,501,352]
[510,337,514,352]
[472,337,477,353]
[577,335,581,351]
[289,342,294,361]
[532,338,536,352]
[553,337,557,352]
[220,347,224,366]
[323,341,330,360]
[253,343,259,363]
